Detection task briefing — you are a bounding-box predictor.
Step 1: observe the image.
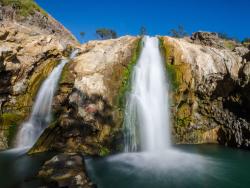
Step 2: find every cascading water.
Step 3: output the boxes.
[15,50,78,148]
[124,36,170,152]
[86,36,210,188]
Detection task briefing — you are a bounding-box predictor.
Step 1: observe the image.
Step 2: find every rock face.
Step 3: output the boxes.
[190,31,224,48]
[160,32,250,149]
[0,1,76,42]
[1,1,250,186]
[30,36,140,155]
[0,2,78,150]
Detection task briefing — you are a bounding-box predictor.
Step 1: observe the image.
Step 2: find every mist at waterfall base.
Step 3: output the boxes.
[85,37,250,187]
[15,50,78,148]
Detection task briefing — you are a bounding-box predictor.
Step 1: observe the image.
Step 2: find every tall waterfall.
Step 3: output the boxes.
[15,50,78,148]
[124,36,170,152]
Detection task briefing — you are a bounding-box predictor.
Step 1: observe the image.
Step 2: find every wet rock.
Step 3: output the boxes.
[38,153,95,188]
[31,36,140,156]
[0,4,79,150]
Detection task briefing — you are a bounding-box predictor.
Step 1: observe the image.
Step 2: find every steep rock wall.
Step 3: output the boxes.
[161,34,250,149]
[0,2,78,150]
[30,36,140,156]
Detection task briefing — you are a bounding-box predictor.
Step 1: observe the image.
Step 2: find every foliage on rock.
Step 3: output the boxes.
[1,0,46,17]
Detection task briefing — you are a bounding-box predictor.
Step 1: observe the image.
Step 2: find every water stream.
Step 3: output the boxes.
[86,37,217,187]
[15,50,78,148]
[124,36,170,152]
[0,38,249,188]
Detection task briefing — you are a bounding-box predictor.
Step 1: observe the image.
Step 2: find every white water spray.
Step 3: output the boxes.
[86,37,211,187]
[15,50,78,148]
[124,36,170,152]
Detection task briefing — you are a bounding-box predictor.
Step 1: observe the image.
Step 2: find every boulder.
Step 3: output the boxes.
[38,153,95,188]
[191,31,224,48]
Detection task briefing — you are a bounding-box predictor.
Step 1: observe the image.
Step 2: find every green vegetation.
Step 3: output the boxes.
[0,113,24,127]
[165,64,179,90]
[139,26,147,36]
[224,40,237,50]
[117,38,142,109]
[242,38,250,47]
[159,37,180,90]
[1,0,46,17]
[7,124,17,146]
[99,147,110,156]
[0,113,25,146]
[96,28,117,40]
[60,62,74,84]
[217,32,240,42]
[80,31,85,43]
[242,38,250,43]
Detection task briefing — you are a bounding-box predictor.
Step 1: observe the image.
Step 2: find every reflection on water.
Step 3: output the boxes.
[86,145,250,188]
[0,149,55,188]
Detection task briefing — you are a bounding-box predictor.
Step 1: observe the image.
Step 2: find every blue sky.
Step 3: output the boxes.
[35,0,250,42]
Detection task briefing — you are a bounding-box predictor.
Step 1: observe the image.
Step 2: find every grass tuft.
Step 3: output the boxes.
[1,0,47,17]
[117,38,142,110]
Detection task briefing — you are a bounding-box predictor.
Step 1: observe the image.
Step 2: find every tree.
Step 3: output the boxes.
[217,32,240,42]
[96,28,117,40]
[140,26,147,36]
[79,31,85,43]
[169,25,188,38]
[242,38,250,44]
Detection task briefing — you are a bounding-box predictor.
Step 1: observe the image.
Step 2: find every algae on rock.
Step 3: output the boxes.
[29,36,141,156]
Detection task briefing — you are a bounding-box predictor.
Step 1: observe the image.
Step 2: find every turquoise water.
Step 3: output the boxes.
[0,145,249,188]
[0,149,54,188]
[86,145,250,188]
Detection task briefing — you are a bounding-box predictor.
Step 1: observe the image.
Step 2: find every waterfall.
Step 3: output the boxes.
[124,36,170,152]
[86,37,209,187]
[15,50,78,148]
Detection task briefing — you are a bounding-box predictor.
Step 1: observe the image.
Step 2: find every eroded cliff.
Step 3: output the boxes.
[30,36,141,155]
[0,0,78,149]
[160,32,250,148]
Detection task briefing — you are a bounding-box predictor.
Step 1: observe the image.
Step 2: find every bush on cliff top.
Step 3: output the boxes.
[1,0,46,17]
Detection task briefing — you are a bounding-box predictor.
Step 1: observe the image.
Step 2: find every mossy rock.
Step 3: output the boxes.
[177,103,191,119]
[59,62,75,85]
[159,36,208,144]
[3,60,60,114]
[0,113,24,127]
[0,113,25,146]
[28,121,59,154]
[99,147,110,157]
[117,38,142,110]
[1,0,47,17]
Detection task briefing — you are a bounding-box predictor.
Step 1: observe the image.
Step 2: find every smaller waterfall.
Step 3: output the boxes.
[15,50,78,148]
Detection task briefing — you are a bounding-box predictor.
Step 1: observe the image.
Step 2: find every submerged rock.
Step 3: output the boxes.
[38,153,95,188]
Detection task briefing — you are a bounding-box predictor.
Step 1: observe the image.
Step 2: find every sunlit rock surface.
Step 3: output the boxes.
[30,36,140,155]
[161,33,250,148]
[0,3,78,150]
